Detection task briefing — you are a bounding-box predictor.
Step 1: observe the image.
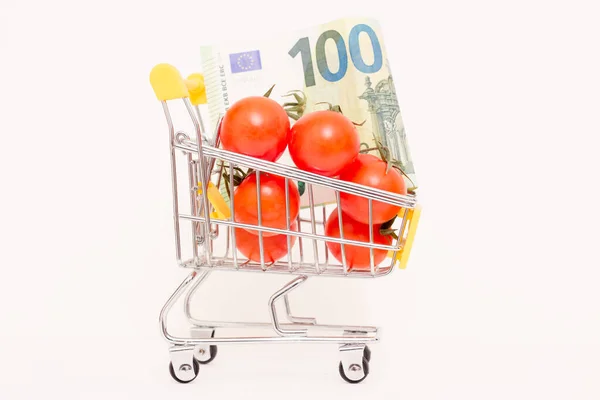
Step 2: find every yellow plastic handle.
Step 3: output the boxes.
[149,64,190,101]
[185,73,207,106]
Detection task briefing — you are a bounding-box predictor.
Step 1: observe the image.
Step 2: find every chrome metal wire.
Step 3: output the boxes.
[154,96,417,360]
[162,106,416,278]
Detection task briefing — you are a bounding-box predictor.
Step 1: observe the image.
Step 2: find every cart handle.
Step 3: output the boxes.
[185,73,207,106]
[150,64,207,105]
[150,64,190,101]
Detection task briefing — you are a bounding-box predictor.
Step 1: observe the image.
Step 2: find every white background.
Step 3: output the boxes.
[1,0,599,398]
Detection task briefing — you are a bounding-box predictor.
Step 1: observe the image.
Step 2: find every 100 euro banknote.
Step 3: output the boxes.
[200,17,416,207]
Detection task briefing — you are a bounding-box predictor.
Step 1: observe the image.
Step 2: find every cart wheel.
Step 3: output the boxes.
[195,345,218,365]
[194,329,218,364]
[338,357,370,384]
[363,346,371,362]
[169,358,200,384]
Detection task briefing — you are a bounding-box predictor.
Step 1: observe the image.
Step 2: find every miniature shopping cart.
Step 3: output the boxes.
[150,64,421,384]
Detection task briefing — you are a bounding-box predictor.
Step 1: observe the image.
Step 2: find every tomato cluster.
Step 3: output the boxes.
[219,95,406,268]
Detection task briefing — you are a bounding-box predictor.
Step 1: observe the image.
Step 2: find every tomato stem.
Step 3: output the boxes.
[380,216,397,230]
[222,163,253,198]
[361,137,417,193]
[380,228,399,240]
[316,102,365,126]
[380,216,399,240]
[359,147,379,152]
[297,181,306,196]
[372,137,417,191]
[263,84,276,98]
[283,90,307,120]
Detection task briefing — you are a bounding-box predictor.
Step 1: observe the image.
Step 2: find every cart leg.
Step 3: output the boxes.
[160,271,204,345]
[269,275,310,336]
[183,270,212,325]
[338,343,369,384]
[283,293,317,325]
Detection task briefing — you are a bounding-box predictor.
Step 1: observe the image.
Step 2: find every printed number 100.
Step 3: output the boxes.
[288,24,383,87]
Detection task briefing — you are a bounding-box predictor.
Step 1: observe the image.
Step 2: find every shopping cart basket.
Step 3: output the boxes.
[150,64,421,384]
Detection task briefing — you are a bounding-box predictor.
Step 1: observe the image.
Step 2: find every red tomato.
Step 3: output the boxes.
[325,208,392,271]
[235,221,298,263]
[340,153,407,225]
[233,172,300,237]
[288,111,360,177]
[220,96,290,162]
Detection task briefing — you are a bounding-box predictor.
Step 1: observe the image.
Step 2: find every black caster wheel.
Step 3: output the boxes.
[194,330,218,364]
[364,346,371,362]
[339,357,370,384]
[169,358,200,384]
[196,345,218,365]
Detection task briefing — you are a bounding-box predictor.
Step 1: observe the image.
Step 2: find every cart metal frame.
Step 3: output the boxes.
[150,64,420,384]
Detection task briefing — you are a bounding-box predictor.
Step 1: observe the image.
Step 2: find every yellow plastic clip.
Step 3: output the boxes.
[149,64,190,101]
[185,73,207,105]
[388,205,422,269]
[398,205,421,269]
[197,182,231,219]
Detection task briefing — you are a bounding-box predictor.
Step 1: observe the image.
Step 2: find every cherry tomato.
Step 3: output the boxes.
[220,96,290,162]
[340,153,407,224]
[235,221,298,263]
[234,172,300,236]
[325,208,392,271]
[288,110,360,177]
